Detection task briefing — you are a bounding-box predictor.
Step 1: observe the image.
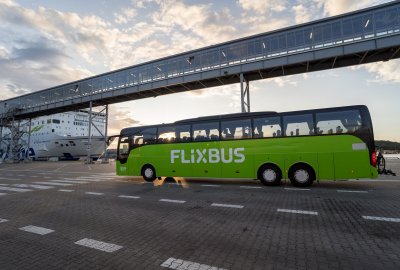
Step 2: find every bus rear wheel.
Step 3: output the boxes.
[142,165,156,182]
[258,164,282,186]
[289,164,315,187]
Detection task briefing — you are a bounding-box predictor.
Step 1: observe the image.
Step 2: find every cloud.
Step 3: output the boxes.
[107,106,141,135]
[363,59,400,84]
[237,0,287,13]
[314,0,389,16]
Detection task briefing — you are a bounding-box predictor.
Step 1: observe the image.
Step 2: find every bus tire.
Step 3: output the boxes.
[289,164,315,187]
[258,164,282,186]
[142,164,156,182]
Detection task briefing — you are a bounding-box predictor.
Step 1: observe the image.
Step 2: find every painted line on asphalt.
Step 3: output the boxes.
[0,193,6,196]
[362,215,400,222]
[19,225,55,235]
[69,178,101,182]
[50,180,89,184]
[13,184,54,190]
[0,218,8,223]
[201,184,221,187]
[58,189,74,192]
[240,186,262,189]
[74,238,123,253]
[337,190,368,193]
[161,257,227,270]
[118,195,140,199]
[34,182,72,186]
[159,199,186,204]
[0,186,33,192]
[284,188,311,191]
[277,209,318,215]
[211,203,244,209]
[85,192,104,196]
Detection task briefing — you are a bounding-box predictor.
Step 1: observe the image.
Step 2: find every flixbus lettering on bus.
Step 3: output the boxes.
[170,148,245,164]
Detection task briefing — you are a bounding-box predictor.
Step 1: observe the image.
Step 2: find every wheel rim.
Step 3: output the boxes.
[144,168,154,178]
[263,169,276,182]
[294,169,309,183]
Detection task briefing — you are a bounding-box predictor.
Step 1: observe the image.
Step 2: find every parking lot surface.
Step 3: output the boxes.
[0,160,399,270]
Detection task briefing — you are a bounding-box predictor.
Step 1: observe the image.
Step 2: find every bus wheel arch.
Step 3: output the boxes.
[288,163,315,187]
[257,163,282,186]
[141,164,157,182]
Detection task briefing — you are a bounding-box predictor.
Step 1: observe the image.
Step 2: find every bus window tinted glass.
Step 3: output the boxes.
[118,136,130,158]
[175,125,191,142]
[142,128,157,144]
[283,114,314,136]
[254,116,281,138]
[316,110,362,134]
[192,122,219,141]
[221,119,252,140]
[158,126,176,143]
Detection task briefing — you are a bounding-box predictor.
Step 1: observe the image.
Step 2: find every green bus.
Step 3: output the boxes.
[116,105,378,187]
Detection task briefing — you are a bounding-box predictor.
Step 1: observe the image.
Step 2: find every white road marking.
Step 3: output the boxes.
[211,203,244,209]
[240,186,262,189]
[85,192,104,196]
[0,193,6,196]
[74,238,123,253]
[277,209,318,215]
[201,184,221,187]
[43,176,52,179]
[337,190,368,193]
[69,178,101,182]
[161,257,227,270]
[118,195,140,199]
[159,199,186,204]
[58,189,74,192]
[50,180,89,184]
[0,186,33,192]
[0,218,8,223]
[19,225,55,235]
[284,188,311,191]
[13,184,53,190]
[34,182,72,186]
[362,216,400,222]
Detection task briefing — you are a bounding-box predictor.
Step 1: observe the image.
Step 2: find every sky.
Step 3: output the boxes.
[0,0,399,142]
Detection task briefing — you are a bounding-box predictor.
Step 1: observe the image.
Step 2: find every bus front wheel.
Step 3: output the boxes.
[289,164,315,187]
[258,164,282,186]
[142,165,157,182]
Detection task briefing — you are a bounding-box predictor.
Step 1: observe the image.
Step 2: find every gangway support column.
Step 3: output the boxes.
[87,101,93,164]
[27,119,32,161]
[104,105,109,162]
[240,73,250,113]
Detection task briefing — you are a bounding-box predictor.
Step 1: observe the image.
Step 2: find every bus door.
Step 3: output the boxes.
[220,119,253,178]
[191,122,221,178]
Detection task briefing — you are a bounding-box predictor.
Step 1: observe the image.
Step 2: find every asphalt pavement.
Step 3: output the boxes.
[0,160,399,270]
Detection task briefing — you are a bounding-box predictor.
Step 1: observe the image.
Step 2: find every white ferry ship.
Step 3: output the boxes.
[2,110,106,160]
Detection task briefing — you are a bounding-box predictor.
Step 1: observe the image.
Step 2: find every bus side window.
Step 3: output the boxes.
[254,116,281,138]
[142,128,157,144]
[316,110,362,135]
[118,136,130,159]
[192,122,219,141]
[283,114,314,136]
[158,126,176,143]
[174,125,191,142]
[221,119,252,140]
